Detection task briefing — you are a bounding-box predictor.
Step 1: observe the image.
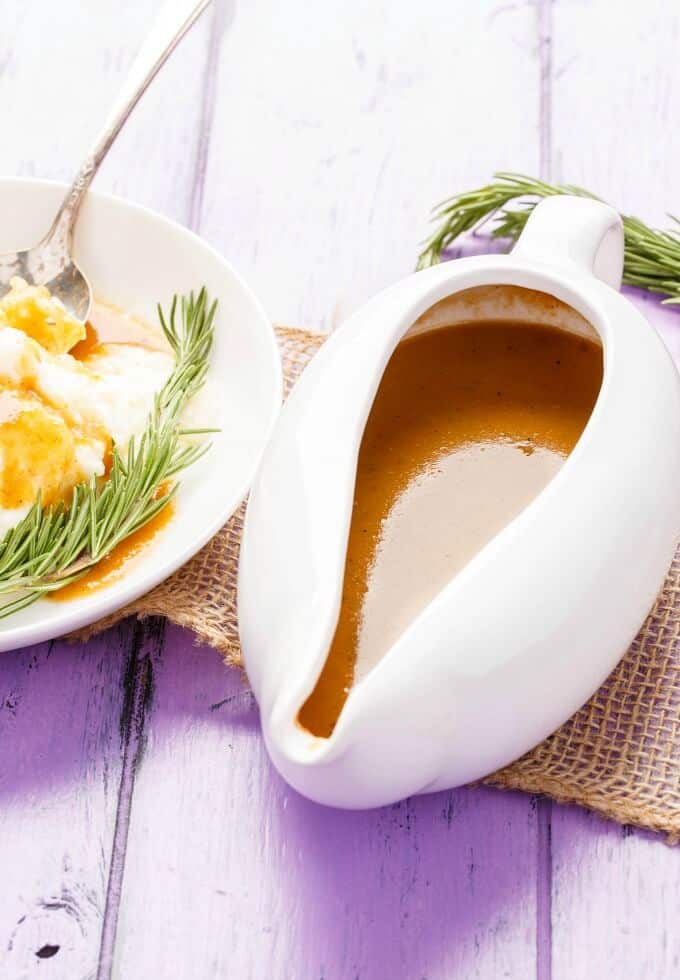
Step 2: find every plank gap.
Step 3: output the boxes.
[536,796,553,980]
[537,0,553,181]
[188,0,232,233]
[535,2,553,966]
[96,618,165,980]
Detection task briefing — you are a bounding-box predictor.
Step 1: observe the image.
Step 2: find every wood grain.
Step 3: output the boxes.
[0,626,134,980]
[0,0,212,221]
[198,0,542,330]
[548,4,680,977]
[112,628,541,979]
[551,0,680,225]
[0,3,211,977]
[551,805,680,980]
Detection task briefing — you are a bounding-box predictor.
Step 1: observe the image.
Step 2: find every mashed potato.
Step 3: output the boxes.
[82,344,175,449]
[0,285,174,536]
[0,276,85,353]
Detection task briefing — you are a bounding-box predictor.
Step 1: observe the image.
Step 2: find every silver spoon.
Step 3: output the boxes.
[0,0,214,322]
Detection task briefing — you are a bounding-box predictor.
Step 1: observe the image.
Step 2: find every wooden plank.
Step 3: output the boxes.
[0,2,211,976]
[547,289,680,980]
[549,3,680,976]
[197,0,543,330]
[0,626,134,979]
[551,0,680,226]
[0,0,211,221]
[98,620,166,980]
[551,805,680,979]
[110,6,545,975]
[113,628,540,979]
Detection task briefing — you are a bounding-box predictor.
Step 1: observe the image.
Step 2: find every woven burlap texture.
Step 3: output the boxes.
[76,326,680,839]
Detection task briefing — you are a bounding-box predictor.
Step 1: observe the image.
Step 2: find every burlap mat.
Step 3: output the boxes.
[75,327,680,839]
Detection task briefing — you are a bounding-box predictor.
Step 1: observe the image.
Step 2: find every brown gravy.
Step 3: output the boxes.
[298,321,603,737]
[0,299,158,512]
[49,497,175,602]
[71,301,170,362]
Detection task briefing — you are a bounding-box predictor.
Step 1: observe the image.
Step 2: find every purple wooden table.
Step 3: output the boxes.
[2,1,680,977]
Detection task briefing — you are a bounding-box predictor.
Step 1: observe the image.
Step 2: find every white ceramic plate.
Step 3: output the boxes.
[0,178,282,652]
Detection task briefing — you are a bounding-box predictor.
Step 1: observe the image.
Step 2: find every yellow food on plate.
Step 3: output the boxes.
[0,388,89,511]
[0,276,86,353]
[0,286,174,537]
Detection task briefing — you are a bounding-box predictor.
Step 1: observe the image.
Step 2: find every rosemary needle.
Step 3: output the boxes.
[417,171,680,304]
[0,287,216,618]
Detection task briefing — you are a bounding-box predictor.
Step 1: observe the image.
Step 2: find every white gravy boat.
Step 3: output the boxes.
[239,196,680,809]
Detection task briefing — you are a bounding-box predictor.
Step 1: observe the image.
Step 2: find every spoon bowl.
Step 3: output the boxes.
[0,216,92,320]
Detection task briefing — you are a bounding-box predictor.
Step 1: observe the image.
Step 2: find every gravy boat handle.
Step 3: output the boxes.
[512,195,624,289]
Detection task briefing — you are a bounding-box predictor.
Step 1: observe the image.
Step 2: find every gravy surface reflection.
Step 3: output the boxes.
[72,300,171,362]
[299,321,603,737]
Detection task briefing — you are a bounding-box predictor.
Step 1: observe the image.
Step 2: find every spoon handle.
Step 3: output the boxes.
[45,0,214,249]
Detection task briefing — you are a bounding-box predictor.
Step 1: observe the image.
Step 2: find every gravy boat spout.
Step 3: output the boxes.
[239,197,680,809]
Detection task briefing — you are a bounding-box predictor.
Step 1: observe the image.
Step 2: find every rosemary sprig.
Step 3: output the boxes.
[417,171,680,304]
[0,287,216,618]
